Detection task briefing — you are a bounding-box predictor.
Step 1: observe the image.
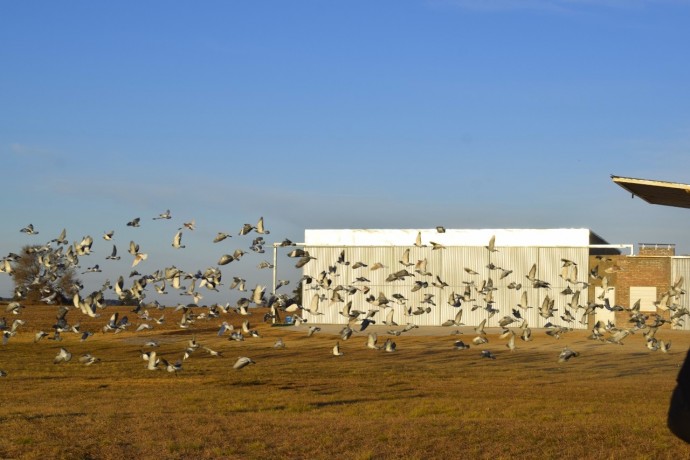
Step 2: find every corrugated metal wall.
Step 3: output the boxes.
[301,245,590,329]
[671,258,690,330]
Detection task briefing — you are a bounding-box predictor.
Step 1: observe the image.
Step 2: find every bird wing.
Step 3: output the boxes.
[367,333,377,349]
[252,285,265,305]
[172,231,183,248]
[518,291,528,309]
[147,351,158,370]
[454,309,463,325]
[310,294,320,313]
[401,248,410,266]
[256,217,268,234]
[487,235,496,252]
[332,343,342,356]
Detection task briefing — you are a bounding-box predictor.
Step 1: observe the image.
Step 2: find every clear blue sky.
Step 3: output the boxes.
[3,0,690,303]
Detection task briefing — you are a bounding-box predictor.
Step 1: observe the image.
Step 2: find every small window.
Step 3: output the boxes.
[629,286,657,312]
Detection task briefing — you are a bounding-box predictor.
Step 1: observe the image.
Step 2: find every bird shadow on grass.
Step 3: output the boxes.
[309,393,426,409]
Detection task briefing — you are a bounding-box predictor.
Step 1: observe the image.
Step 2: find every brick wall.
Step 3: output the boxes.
[639,245,675,257]
[589,252,671,325]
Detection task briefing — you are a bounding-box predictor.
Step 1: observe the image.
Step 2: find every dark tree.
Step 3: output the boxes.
[11,245,80,304]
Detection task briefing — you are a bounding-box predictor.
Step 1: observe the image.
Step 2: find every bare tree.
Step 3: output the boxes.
[11,245,80,304]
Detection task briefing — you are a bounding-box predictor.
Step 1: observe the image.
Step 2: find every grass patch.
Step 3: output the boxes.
[1,305,690,459]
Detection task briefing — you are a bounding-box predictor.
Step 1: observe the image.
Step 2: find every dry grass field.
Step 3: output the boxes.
[2,304,690,460]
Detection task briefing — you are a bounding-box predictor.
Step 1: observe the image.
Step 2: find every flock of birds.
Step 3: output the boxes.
[2,213,299,375]
[0,216,687,378]
[286,230,686,361]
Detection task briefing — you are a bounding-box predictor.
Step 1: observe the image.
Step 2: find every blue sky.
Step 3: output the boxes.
[2,0,690,303]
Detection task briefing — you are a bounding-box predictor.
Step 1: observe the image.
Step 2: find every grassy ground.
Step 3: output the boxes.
[1,305,690,459]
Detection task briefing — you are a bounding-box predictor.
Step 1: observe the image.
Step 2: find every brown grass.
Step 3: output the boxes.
[1,305,690,459]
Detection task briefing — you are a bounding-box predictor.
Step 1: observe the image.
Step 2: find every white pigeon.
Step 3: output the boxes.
[233,357,256,370]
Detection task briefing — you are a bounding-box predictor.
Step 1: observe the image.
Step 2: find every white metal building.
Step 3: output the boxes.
[300,228,619,329]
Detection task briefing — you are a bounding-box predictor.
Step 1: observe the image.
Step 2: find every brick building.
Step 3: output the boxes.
[590,243,689,329]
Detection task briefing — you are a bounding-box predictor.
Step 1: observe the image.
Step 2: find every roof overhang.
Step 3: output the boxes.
[611,175,690,209]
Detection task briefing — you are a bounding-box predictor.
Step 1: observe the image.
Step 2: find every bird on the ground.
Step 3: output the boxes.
[454,340,470,350]
[79,354,100,365]
[473,336,489,345]
[161,359,183,374]
[54,347,72,364]
[558,347,579,362]
[384,338,397,352]
[332,342,344,356]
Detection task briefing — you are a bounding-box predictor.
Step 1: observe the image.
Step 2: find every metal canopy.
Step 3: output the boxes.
[611,175,690,209]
